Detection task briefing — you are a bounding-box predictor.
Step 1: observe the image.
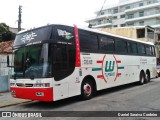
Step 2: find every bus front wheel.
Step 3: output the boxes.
[81,79,94,100]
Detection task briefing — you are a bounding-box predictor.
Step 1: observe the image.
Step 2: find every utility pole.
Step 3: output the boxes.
[18,5,22,32]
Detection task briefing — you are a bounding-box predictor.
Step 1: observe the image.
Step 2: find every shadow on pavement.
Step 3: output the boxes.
[21,80,156,110]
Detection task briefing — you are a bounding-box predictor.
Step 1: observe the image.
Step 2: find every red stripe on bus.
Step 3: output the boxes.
[116,60,121,63]
[97,75,103,79]
[10,87,53,102]
[97,61,103,63]
[102,55,108,83]
[117,73,122,77]
[74,24,81,67]
[113,55,119,81]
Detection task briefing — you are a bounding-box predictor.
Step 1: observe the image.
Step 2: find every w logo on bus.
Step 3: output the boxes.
[105,61,115,72]
[105,60,116,78]
[92,55,124,83]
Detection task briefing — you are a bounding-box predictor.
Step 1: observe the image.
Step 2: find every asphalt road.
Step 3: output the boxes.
[1,78,160,120]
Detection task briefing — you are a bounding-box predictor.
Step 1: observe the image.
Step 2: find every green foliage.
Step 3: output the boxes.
[0,23,9,33]
[0,23,15,42]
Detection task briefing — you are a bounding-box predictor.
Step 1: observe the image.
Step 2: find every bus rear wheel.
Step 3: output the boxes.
[146,72,150,83]
[81,79,94,100]
[139,72,145,85]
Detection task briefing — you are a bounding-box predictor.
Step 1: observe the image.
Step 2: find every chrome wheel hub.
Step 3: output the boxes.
[83,83,91,96]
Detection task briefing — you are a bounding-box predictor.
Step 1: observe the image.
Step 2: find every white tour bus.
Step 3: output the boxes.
[9,24,156,102]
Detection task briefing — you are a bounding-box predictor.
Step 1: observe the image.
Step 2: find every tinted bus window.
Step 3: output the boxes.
[138,43,145,54]
[128,42,137,54]
[116,39,127,53]
[152,46,156,56]
[145,45,152,55]
[14,26,52,47]
[79,30,98,51]
[55,25,75,44]
[100,36,115,52]
[53,43,75,81]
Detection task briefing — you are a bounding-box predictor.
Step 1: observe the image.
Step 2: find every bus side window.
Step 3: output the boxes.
[138,43,145,55]
[116,39,127,53]
[79,30,98,51]
[145,45,152,55]
[152,46,156,56]
[99,36,115,52]
[128,42,138,54]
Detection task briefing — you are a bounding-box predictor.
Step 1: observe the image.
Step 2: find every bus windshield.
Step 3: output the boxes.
[13,43,51,79]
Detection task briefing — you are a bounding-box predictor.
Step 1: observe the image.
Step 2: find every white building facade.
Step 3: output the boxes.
[86,0,160,28]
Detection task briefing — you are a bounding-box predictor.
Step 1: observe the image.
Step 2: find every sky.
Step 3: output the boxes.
[0,0,119,29]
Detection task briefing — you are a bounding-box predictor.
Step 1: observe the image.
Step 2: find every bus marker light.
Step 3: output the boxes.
[44,83,50,87]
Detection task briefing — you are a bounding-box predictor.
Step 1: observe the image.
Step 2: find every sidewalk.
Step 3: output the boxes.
[0,92,31,108]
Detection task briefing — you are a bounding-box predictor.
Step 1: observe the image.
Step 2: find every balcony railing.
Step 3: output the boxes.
[92,23,112,28]
[126,11,160,20]
[85,14,112,22]
[94,20,112,25]
[141,21,160,26]
[125,0,160,12]
[91,20,112,28]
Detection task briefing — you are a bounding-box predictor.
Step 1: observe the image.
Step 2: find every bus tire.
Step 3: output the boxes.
[146,71,150,83]
[139,72,145,85]
[81,79,94,100]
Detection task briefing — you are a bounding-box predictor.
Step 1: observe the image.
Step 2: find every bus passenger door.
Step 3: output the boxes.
[52,43,76,101]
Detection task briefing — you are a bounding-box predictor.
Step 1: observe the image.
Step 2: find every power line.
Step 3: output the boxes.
[97,0,106,17]
[88,0,107,28]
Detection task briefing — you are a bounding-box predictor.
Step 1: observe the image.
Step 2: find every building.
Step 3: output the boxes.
[0,41,13,92]
[9,27,25,34]
[101,26,156,42]
[9,27,19,34]
[100,26,160,58]
[86,0,160,28]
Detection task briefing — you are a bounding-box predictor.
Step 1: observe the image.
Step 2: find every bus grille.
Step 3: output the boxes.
[16,83,33,87]
[25,84,33,87]
[16,83,24,87]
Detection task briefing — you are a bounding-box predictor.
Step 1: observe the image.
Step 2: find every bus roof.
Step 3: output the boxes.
[17,24,154,46]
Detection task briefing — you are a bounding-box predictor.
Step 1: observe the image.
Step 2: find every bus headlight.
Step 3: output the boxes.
[34,83,50,87]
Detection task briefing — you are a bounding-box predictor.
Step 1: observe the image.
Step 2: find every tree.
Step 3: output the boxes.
[0,23,15,42]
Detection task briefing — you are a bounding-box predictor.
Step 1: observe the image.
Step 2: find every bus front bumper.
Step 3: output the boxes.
[10,87,53,102]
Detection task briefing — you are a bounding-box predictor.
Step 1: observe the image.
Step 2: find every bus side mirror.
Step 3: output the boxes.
[7,55,10,67]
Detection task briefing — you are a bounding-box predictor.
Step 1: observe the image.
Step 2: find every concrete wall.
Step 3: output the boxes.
[0,76,9,92]
[101,27,137,39]
[0,54,12,92]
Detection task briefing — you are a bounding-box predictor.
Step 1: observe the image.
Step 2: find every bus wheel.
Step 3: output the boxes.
[81,79,94,100]
[146,72,150,83]
[139,72,145,85]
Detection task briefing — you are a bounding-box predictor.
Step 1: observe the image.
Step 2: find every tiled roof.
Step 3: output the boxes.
[0,41,13,54]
